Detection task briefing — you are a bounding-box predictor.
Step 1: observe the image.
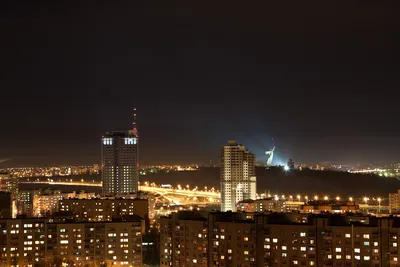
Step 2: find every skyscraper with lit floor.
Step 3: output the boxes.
[220,140,256,212]
[101,109,139,195]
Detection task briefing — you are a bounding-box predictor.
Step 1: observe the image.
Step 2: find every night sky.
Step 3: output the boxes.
[1,2,399,167]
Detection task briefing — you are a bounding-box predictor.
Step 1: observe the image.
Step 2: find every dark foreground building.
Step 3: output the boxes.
[0,217,144,266]
[161,211,400,267]
[0,192,12,218]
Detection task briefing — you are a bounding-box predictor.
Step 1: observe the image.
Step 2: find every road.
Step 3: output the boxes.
[18,181,221,199]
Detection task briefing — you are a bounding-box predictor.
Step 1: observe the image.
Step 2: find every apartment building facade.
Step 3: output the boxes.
[0,218,144,266]
[161,211,400,267]
[58,198,149,222]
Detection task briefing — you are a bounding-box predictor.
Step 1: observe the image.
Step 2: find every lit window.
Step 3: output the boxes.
[273,238,278,243]
[345,233,351,238]
[244,251,249,255]
[310,261,315,265]
[282,246,287,250]
[300,232,306,237]
[393,242,398,247]
[300,247,306,251]
[244,237,248,241]
[293,260,298,265]
[192,259,197,263]
[363,234,370,239]
[327,255,332,259]
[346,255,351,259]
[335,248,341,252]
[336,255,342,259]
[228,249,232,254]
[373,242,379,246]
[364,241,369,246]
[354,248,360,253]
[103,138,113,145]
[394,257,398,262]
[282,253,287,257]
[355,255,360,260]
[364,256,370,261]
[124,138,136,145]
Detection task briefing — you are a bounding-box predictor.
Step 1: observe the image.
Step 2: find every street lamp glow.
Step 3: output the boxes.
[349,197,353,202]
[284,165,290,171]
[336,196,340,201]
[297,195,301,200]
[324,196,328,201]
[314,195,318,200]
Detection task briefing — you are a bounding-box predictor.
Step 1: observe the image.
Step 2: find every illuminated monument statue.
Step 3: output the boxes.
[265,139,275,166]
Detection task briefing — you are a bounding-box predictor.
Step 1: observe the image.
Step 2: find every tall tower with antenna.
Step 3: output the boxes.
[101,108,140,196]
[130,107,139,138]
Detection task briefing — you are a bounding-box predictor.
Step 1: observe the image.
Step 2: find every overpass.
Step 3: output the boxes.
[18,181,221,199]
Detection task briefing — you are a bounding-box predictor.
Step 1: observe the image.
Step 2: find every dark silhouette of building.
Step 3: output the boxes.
[0,192,12,218]
[288,158,295,170]
[142,228,160,266]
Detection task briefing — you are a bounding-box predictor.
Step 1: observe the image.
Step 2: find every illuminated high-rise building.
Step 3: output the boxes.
[220,140,256,212]
[101,109,139,195]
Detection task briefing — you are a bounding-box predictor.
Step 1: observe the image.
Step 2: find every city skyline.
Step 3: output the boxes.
[1,2,399,167]
[1,2,399,267]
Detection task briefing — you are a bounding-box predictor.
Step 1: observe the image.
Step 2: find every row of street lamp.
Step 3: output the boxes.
[261,194,383,204]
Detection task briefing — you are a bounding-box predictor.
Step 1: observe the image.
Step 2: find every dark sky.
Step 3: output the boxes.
[0,1,399,167]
